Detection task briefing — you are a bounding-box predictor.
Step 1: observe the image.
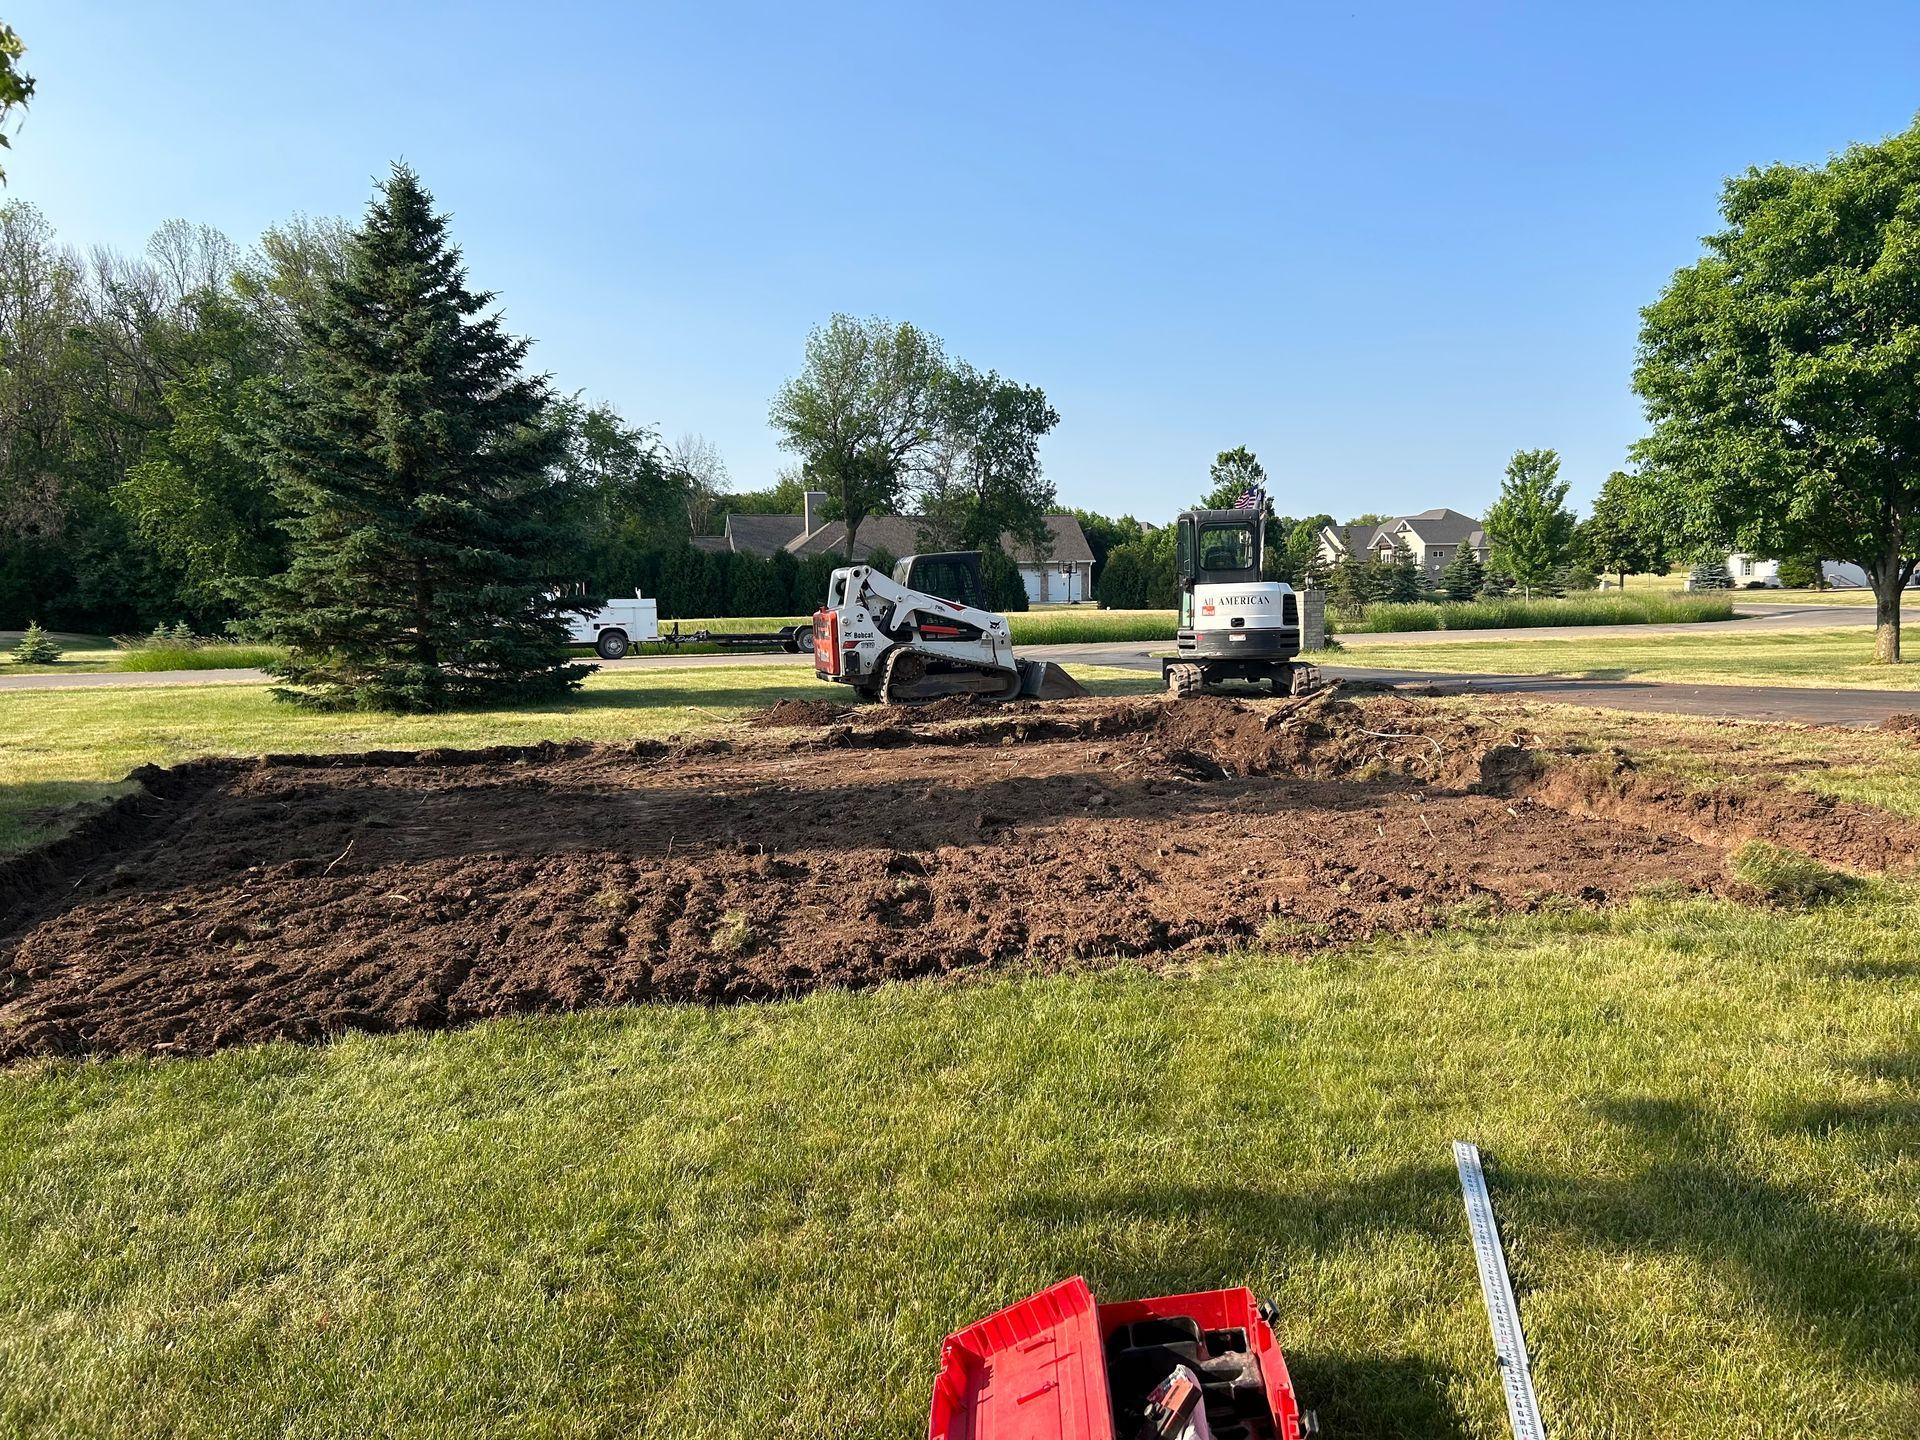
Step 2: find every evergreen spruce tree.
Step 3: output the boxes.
[252,165,586,711]
[1386,537,1423,601]
[1438,548,1484,601]
[10,621,61,664]
[1688,556,1732,591]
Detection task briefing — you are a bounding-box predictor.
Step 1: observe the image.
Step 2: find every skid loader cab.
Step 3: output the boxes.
[892,552,988,611]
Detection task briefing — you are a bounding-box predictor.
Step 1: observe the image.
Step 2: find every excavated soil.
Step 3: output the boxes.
[3,691,1907,1062]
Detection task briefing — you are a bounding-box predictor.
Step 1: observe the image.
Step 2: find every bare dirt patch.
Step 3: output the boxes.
[3,692,1893,1063]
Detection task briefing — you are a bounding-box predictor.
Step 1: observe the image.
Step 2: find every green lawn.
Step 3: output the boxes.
[2,892,1916,1438]
[0,663,1157,853]
[1342,626,1920,690]
[1,631,120,675]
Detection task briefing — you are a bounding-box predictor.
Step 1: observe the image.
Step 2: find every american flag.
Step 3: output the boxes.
[1233,485,1265,511]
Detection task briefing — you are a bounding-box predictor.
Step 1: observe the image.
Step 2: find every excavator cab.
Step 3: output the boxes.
[1165,506,1322,699]
[1174,510,1263,629]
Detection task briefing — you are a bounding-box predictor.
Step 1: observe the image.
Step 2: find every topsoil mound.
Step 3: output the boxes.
[745,698,853,727]
[2,692,1904,1064]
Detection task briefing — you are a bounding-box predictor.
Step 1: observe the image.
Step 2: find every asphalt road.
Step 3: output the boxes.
[5,603,1917,726]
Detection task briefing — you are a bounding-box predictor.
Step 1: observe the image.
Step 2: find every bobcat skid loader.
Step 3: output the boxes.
[812,551,1087,704]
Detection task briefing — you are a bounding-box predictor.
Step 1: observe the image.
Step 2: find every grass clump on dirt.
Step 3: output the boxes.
[1342,592,1734,633]
[2,892,1917,1438]
[1727,841,1863,908]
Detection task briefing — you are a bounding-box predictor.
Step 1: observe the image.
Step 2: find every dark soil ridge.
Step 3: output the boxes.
[1504,750,1920,875]
[0,692,1900,1064]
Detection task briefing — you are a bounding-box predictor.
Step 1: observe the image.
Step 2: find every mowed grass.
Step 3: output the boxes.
[1346,626,1920,690]
[0,663,1158,853]
[2,893,1917,1438]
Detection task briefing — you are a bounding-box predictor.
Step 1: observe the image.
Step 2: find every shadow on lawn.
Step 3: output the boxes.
[1006,1163,1472,1438]
[1003,1094,1919,1429]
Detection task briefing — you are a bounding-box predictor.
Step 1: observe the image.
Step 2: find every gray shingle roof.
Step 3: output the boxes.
[1322,510,1485,560]
[717,513,807,556]
[784,513,1094,565]
[1396,508,1483,545]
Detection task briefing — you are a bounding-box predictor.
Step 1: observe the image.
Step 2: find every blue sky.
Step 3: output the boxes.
[10,2,1920,521]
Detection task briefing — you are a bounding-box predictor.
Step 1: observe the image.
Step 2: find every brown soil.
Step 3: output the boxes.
[2,692,1908,1063]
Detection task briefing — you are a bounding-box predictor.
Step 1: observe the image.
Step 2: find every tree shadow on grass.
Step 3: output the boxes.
[1002,1164,1472,1438]
[1000,1093,1920,1430]
[1521,1095,1920,1381]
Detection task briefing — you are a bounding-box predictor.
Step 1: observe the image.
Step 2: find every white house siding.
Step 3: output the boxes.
[1021,561,1092,604]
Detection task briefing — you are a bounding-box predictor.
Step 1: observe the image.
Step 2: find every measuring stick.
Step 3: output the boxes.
[1453,1141,1546,1440]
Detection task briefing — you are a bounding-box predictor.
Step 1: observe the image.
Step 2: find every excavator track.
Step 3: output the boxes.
[878,645,1023,705]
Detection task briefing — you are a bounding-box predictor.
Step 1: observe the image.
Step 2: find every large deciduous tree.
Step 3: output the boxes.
[1579,470,1667,591]
[1484,448,1575,598]
[251,165,586,711]
[1199,446,1266,509]
[916,361,1059,551]
[1634,119,1920,661]
[0,22,33,184]
[768,314,944,555]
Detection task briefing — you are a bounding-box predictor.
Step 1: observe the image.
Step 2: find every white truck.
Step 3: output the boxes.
[567,593,661,659]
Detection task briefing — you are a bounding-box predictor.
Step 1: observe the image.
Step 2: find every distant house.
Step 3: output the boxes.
[1316,508,1489,583]
[704,490,1098,604]
[1714,554,1872,589]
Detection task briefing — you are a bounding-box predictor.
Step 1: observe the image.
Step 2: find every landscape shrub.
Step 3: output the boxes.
[1689,558,1732,591]
[1775,555,1824,589]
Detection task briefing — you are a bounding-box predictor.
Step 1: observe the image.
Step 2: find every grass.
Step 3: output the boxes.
[0,662,1158,853]
[0,631,120,675]
[2,892,1917,1437]
[1345,626,1920,690]
[112,644,286,672]
[1342,592,1735,633]
[1480,699,1920,819]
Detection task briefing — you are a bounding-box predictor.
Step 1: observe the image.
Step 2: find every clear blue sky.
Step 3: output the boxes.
[10,2,1920,522]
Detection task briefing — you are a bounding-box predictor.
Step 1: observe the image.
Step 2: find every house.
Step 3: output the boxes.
[1316,508,1489,583]
[1715,554,1872,589]
[704,490,1099,604]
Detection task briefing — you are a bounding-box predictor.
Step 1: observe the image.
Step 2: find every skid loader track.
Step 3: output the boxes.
[878,647,1023,705]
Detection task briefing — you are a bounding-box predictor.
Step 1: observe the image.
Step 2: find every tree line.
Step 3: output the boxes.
[1088,444,1663,611]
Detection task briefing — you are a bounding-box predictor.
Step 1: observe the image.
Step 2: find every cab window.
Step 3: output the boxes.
[1198,524,1255,572]
[908,557,985,609]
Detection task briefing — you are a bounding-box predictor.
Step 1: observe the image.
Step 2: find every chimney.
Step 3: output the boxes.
[803,489,827,537]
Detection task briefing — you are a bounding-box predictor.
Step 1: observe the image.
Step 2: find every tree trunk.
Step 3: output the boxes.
[1873,574,1903,664]
[1870,534,1905,663]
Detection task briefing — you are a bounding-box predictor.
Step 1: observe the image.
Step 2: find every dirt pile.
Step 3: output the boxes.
[746,698,852,727]
[3,691,1898,1063]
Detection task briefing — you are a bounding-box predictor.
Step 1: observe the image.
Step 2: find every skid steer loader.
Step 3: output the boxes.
[812,551,1087,704]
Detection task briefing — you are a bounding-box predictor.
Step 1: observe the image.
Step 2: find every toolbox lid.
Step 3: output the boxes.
[929,1276,1113,1440]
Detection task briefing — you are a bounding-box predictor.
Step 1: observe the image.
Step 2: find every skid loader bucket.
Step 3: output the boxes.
[1016,658,1088,700]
